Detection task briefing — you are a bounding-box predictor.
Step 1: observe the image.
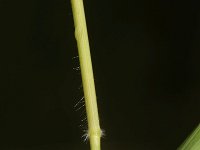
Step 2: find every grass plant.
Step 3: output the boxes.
[70,1,199,150]
[71,0,102,150]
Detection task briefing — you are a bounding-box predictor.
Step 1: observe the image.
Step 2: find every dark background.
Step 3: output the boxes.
[0,0,200,149]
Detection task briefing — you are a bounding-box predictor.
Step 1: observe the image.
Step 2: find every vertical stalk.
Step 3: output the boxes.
[71,0,101,150]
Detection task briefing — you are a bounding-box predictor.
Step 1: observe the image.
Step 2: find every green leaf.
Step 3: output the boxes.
[178,124,200,150]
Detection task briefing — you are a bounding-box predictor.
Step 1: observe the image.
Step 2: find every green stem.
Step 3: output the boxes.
[71,0,101,150]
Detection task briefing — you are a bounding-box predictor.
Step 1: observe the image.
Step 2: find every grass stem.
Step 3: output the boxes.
[71,0,101,150]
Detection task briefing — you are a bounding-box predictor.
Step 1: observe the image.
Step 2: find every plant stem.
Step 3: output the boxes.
[71,0,101,150]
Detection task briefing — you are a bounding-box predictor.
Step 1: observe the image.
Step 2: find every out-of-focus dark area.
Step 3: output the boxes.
[0,0,200,149]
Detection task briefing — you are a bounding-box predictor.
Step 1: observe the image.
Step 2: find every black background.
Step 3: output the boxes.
[0,0,200,149]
